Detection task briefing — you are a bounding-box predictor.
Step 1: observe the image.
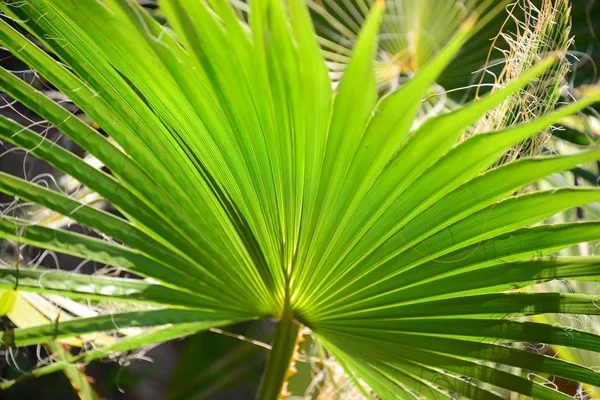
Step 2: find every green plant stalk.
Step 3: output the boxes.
[256,306,301,400]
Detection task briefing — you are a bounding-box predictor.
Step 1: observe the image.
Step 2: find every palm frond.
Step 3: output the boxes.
[0,1,600,398]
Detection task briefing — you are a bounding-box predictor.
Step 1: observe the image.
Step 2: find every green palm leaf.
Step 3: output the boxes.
[1,1,600,398]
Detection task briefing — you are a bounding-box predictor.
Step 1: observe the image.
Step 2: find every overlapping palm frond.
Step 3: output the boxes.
[0,1,600,399]
[308,0,600,147]
[306,0,506,89]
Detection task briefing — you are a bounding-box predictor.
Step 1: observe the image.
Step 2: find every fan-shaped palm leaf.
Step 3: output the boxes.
[1,1,600,399]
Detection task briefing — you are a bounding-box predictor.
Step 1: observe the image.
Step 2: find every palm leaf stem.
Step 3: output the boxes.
[255,302,302,400]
